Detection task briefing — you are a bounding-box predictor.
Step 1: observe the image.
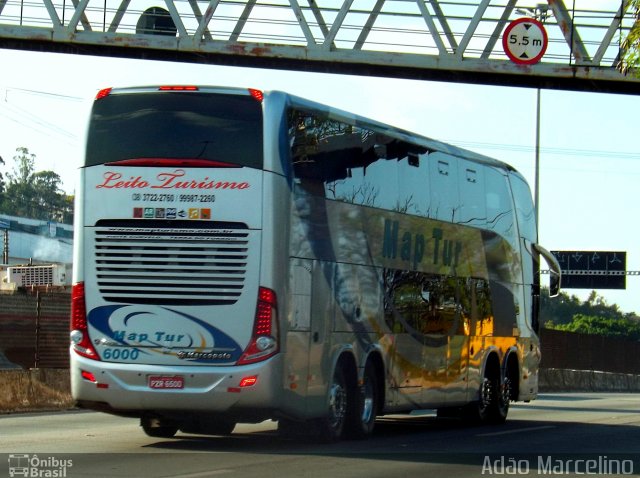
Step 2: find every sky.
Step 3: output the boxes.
[1,47,640,313]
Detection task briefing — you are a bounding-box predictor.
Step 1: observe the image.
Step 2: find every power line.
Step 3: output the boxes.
[446,139,640,161]
[0,87,79,143]
[2,86,83,102]
[0,103,77,144]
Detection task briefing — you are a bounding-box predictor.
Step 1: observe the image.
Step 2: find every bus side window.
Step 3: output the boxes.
[469,279,494,336]
[429,153,460,223]
[384,271,459,336]
[361,153,398,210]
[458,159,487,229]
[484,168,517,249]
[509,174,537,242]
[397,153,430,216]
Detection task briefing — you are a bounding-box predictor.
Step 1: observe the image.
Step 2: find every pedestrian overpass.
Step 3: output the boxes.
[0,0,638,93]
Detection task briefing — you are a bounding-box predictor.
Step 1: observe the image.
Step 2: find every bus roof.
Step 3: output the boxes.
[97,85,519,175]
[278,89,517,174]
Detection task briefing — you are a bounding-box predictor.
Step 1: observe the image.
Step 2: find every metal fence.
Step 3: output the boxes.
[539,327,640,375]
[1,289,639,374]
[0,289,70,369]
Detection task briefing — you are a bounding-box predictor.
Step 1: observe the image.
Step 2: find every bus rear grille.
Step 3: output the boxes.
[93,226,249,305]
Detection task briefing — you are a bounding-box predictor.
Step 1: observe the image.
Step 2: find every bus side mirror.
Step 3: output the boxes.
[548,270,561,298]
[532,243,562,297]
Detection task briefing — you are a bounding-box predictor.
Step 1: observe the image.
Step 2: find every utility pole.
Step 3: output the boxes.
[535,88,541,234]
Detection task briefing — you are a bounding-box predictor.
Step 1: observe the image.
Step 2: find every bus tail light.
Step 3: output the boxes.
[70,282,100,361]
[95,87,112,100]
[237,287,279,365]
[249,89,264,102]
[239,375,258,387]
[81,370,96,382]
[158,85,199,91]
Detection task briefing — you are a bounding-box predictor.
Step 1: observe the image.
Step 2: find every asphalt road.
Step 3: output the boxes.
[1,393,639,477]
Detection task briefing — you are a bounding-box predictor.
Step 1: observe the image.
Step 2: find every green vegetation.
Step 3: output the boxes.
[542,289,640,341]
[548,314,640,341]
[0,147,73,224]
[619,0,640,75]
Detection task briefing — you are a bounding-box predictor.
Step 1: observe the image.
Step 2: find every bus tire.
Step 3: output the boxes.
[437,407,462,419]
[346,362,379,439]
[277,417,303,438]
[180,419,236,436]
[141,417,178,438]
[465,373,508,425]
[496,376,512,423]
[316,364,349,442]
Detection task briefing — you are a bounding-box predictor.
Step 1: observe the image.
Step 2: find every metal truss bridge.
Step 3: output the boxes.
[0,0,638,93]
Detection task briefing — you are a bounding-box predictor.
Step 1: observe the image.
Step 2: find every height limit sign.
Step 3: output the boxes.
[502,17,548,65]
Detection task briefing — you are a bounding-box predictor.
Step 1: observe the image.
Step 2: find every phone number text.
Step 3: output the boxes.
[131,193,216,203]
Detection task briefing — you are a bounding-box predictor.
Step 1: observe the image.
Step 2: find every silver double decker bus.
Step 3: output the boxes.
[70,85,560,440]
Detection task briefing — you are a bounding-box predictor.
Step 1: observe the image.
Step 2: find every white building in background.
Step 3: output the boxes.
[0,213,73,288]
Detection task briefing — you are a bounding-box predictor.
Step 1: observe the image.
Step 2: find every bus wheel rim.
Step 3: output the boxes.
[361,380,374,423]
[328,380,346,429]
[480,377,493,410]
[501,377,512,407]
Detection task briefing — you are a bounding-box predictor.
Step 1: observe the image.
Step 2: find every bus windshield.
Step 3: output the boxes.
[85,91,263,168]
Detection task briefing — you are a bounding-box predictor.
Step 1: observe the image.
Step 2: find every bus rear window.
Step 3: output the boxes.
[86,92,263,169]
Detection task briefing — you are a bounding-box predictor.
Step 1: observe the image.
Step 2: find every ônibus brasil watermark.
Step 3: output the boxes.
[7,454,73,477]
[482,455,635,475]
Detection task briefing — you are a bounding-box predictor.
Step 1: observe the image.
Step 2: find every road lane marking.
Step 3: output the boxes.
[165,470,232,478]
[476,425,556,437]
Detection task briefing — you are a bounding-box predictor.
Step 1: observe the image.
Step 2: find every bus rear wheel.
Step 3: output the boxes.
[466,374,509,425]
[496,376,512,423]
[141,417,178,438]
[346,362,379,439]
[179,418,236,436]
[317,365,349,442]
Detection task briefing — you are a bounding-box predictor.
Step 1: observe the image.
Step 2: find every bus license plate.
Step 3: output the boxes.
[149,375,184,389]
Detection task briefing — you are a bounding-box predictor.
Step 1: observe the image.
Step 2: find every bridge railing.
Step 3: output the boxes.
[1,0,638,89]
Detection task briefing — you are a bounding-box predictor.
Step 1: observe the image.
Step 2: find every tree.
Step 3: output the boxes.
[619,0,640,75]
[541,286,640,340]
[540,288,640,327]
[33,170,73,222]
[547,314,640,341]
[1,147,73,223]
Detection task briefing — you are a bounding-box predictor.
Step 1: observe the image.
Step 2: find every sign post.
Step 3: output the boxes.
[502,17,548,65]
